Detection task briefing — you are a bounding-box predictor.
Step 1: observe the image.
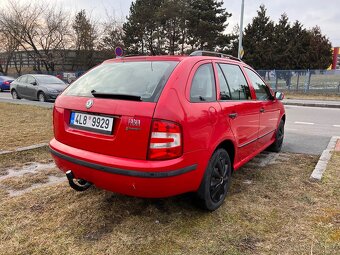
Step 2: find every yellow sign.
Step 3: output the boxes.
[239,48,244,59]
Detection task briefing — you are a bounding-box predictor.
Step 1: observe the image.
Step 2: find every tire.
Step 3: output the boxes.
[267,119,285,152]
[38,92,47,102]
[197,148,232,211]
[11,89,21,100]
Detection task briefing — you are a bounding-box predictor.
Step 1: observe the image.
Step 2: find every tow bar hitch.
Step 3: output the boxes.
[66,170,92,191]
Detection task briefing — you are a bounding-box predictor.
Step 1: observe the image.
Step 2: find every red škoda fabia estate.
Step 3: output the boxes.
[50,51,285,211]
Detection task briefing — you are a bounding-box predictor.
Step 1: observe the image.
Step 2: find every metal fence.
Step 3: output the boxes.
[3,68,340,93]
[257,70,340,93]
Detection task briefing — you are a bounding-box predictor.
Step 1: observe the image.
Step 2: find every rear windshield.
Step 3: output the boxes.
[36,76,65,84]
[65,61,178,102]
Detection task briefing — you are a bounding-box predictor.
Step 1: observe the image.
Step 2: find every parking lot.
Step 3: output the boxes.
[0,101,339,255]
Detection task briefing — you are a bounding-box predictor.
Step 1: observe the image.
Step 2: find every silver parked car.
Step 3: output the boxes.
[10,74,68,102]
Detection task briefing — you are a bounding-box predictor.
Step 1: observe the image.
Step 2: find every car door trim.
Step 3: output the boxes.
[238,129,275,148]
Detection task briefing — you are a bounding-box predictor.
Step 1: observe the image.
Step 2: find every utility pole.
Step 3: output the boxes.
[238,0,245,59]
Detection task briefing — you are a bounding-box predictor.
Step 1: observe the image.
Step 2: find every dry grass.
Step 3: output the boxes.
[284,91,340,100]
[0,103,53,151]
[0,153,339,255]
[0,167,63,191]
[0,146,52,176]
[0,171,50,190]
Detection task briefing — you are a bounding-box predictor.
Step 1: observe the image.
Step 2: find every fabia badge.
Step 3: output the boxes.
[86,99,93,109]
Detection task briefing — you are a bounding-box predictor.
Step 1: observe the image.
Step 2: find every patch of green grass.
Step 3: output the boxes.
[284,91,340,100]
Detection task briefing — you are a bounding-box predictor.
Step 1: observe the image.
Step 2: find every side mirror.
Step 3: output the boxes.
[275,91,284,100]
[31,81,37,86]
[220,91,230,100]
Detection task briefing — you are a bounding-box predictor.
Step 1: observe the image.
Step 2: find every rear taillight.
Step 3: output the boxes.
[4,81,10,85]
[148,119,182,160]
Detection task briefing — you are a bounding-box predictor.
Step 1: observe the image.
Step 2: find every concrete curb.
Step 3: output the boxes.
[310,136,340,181]
[0,143,48,155]
[283,102,340,109]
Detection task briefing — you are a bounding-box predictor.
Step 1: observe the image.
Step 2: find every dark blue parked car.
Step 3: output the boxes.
[0,76,15,92]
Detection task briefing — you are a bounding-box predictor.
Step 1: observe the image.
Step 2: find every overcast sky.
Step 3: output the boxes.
[5,0,340,46]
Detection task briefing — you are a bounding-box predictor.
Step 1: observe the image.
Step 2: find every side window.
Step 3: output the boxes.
[245,68,272,100]
[26,76,36,85]
[190,63,216,102]
[216,65,231,100]
[18,76,27,83]
[219,64,251,100]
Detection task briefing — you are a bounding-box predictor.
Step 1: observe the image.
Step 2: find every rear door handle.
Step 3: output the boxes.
[260,108,265,113]
[229,113,238,119]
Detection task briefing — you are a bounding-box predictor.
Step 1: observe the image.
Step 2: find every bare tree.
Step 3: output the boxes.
[97,9,125,56]
[0,27,20,75]
[0,0,71,72]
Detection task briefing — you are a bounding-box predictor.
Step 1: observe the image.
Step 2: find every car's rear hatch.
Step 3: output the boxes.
[53,60,178,160]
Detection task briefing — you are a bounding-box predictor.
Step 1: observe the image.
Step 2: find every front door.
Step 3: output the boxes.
[244,68,280,149]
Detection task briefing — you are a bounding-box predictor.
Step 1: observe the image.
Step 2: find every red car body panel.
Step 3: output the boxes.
[50,55,285,198]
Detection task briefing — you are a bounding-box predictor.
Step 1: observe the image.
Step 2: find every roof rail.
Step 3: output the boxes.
[189,50,242,62]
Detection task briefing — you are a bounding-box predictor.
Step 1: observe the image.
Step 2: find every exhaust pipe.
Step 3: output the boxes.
[66,170,92,191]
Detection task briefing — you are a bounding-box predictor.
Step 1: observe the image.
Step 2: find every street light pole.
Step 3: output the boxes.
[238,0,245,59]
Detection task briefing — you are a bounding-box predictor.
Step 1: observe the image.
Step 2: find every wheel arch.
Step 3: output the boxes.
[215,139,236,171]
[37,90,45,99]
[281,114,286,123]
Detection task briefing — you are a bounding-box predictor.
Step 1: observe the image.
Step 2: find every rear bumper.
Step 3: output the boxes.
[49,138,205,198]
[0,84,10,90]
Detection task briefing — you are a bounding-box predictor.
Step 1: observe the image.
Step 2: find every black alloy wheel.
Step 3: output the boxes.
[267,119,285,152]
[197,148,232,211]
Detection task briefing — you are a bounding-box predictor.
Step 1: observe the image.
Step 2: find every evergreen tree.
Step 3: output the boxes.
[156,0,188,55]
[242,5,275,69]
[123,0,232,55]
[305,26,332,69]
[187,0,231,51]
[72,10,96,69]
[123,0,164,55]
[273,13,291,69]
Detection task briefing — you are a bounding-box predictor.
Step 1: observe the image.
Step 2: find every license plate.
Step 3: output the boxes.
[70,112,114,134]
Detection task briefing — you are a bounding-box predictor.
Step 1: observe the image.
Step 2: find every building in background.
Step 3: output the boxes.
[0,50,110,75]
[331,47,340,70]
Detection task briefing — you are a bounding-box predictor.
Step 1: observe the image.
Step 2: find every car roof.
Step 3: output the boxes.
[29,74,56,78]
[103,55,245,67]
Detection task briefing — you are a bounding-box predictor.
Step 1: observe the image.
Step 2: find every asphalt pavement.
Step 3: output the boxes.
[0,91,53,108]
[1,91,339,155]
[283,105,340,154]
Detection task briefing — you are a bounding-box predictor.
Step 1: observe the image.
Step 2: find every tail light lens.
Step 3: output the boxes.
[148,120,182,160]
[4,81,10,85]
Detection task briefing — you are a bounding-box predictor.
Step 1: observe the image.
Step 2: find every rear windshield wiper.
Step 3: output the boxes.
[91,90,142,101]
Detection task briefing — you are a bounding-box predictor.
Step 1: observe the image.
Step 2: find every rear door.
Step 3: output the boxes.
[217,63,261,162]
[54,60,178,160]
[244,68,280,148]
[16,75,27,96]
[184,61,222,153]
[25,75,38,99]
